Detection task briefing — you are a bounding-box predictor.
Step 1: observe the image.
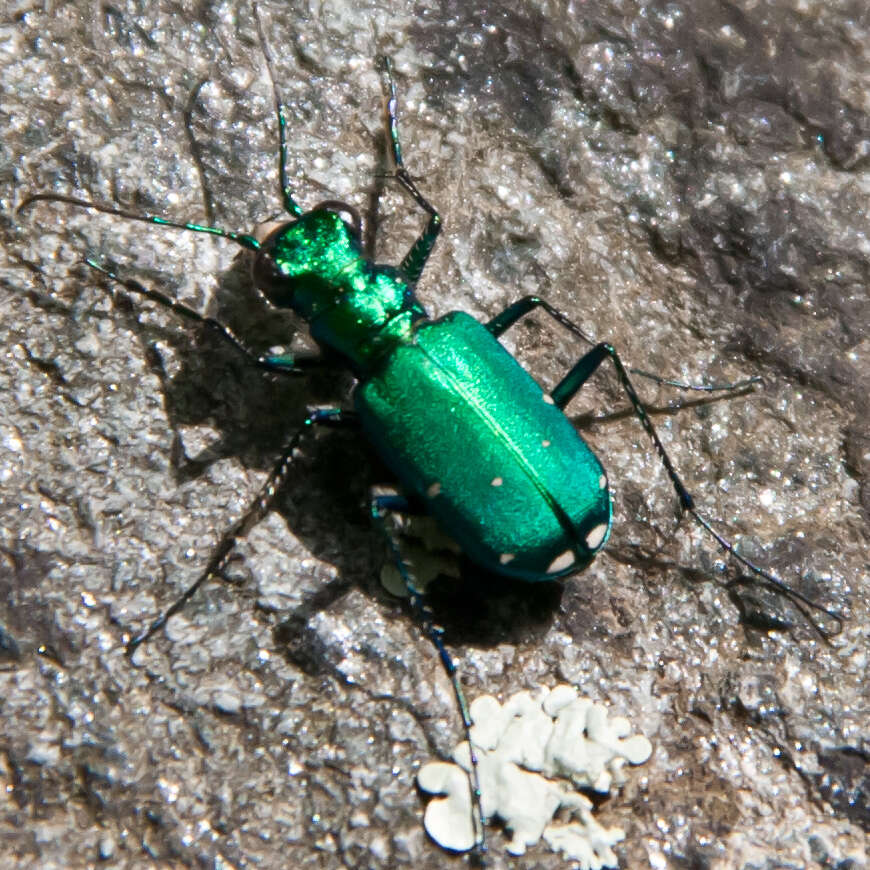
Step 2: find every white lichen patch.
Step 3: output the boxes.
[417,685,652,867]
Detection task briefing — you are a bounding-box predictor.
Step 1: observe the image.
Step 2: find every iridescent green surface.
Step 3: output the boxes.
[258,207,612,579]
[257,209,426,372]
[356,312,612,580]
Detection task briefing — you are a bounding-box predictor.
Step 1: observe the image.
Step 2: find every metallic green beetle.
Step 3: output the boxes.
[255,203,612,581]
[20,7,840,857]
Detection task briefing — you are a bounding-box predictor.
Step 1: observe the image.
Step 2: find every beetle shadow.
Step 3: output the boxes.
[98,251,378,593]
[102,237,807,669]
[106,241,576,668]
[423,565,566,650]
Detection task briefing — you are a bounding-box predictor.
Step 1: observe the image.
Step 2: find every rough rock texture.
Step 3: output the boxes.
[1,1,867,868]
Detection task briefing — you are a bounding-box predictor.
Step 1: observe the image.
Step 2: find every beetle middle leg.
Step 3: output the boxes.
[127,408,356,655]
[487,295,761,394]
[487,295,841,638]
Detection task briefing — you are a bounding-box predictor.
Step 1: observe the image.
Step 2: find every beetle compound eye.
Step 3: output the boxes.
[314,200,363,238]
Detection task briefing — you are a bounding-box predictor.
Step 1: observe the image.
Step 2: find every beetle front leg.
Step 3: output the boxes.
[382,58,442,288]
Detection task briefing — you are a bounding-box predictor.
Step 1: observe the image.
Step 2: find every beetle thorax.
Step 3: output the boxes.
[252,207,428,372]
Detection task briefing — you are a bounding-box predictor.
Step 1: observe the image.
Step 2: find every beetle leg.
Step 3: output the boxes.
[488,295,842,639]
[484,295,568,340]
[370,494,488,859]
[550,343,610,410]
[624,368,761,393]
[487,294,761,394]
[85,258,322,376]
[126,409,356,656]
[381,58,443,288]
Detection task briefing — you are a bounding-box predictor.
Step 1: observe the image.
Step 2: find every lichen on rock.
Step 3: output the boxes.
[417,684,653,866]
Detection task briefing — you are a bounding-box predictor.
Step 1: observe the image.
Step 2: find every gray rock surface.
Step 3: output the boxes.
[1,1,867,867]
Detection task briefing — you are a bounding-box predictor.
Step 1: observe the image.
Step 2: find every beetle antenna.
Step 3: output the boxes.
[17,193,260,251]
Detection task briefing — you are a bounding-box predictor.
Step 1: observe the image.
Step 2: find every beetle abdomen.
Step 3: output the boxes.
[355,311,612,581]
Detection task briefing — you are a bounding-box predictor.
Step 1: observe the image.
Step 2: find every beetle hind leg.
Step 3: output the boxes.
[486,295,841,639]
[370,494,488,858]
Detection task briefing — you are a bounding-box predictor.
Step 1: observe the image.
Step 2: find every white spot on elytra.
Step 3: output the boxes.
[585,523,608,550]
[427,482,442,498]
[547,549,575,574]
[542,439,551,448]
[599,474,607,489]
[499,553,515,565]
[490,477,503,487]
[542,393,555,405]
